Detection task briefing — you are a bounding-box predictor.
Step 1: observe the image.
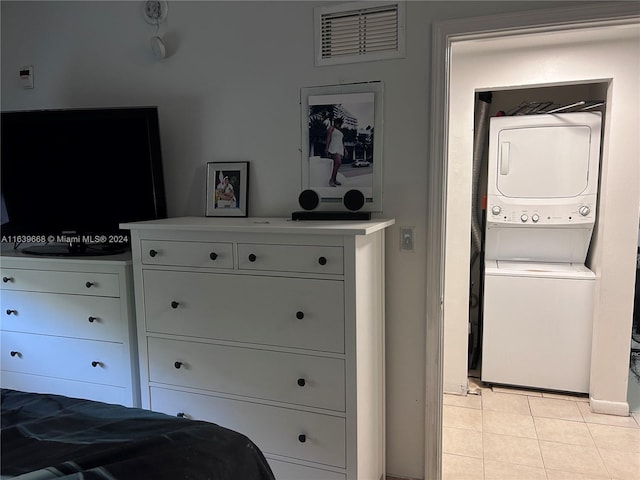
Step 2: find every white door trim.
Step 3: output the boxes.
[426,3,639,479]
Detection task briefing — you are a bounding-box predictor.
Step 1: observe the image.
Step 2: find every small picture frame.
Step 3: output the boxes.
[206,162,249,217]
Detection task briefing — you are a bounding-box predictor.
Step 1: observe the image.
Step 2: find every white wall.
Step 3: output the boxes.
[445,22,640,414]
[0,1,600,477]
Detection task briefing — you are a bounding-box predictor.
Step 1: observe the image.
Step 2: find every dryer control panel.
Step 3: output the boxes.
[486,197,597,226]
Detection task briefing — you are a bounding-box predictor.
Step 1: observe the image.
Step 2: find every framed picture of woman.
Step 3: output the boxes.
[300,81,383,212]
[205,161,249,217]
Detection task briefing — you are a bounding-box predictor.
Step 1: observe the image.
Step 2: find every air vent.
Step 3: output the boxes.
[315,1,405,66]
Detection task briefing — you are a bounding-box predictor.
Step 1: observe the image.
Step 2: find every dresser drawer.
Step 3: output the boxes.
[0,268,119,297]
[237,244,343,274]
[268,459,345,480]
[148,337,345,411]
[150,387,346,468]
[143,270,345,353]
[1,331,126,387]
[1,290,122,342]
[1,371,130,406]
[141,240,234,269]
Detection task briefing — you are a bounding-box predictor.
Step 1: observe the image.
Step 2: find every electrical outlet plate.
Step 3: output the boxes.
[143,0,168,25]
[19,66,34,89]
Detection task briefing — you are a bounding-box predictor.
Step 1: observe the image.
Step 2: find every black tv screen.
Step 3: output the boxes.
[1,106,167,255]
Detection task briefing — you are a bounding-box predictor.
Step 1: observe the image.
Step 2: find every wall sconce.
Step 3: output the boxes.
[143,1,169,59]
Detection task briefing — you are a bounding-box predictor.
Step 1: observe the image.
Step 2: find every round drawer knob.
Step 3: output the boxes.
[298,434,307,443]
[10,350,20,357]
[2,276,13,283]
[88,316,97,323]
[149,249,158,257]
[248,253,257,262]
[318,256,327,266]
[6,309,17,316]
[174,361,183,369]
[297,378,306,387]
[91,361,101,367]
[296,311,304,320]
[85,281,95,288]
[171,301,180,309]
[210,252,218,261]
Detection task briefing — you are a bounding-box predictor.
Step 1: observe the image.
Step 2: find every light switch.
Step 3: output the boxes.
[19,66,34,89]
[400,226,415,252]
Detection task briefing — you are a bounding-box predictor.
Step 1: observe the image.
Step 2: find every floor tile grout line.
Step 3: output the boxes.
[526,394,534,418]
[538,437,549,478]
[592,442,614,479]
[531,410,549,476]
[481,411,487,480]
[482,431,539,441]
[577,399,588,424]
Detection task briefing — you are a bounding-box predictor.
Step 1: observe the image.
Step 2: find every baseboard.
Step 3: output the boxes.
[443,380,468,395]
[589,397,630,416]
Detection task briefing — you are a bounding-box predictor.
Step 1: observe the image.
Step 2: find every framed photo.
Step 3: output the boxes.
[300,81,383,212]
[206,162,249,217]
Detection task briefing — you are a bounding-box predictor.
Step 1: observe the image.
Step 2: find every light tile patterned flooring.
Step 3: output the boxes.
[443,381,640,480]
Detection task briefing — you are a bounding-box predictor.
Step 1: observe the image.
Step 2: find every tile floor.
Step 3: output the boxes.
[443,381,640,480]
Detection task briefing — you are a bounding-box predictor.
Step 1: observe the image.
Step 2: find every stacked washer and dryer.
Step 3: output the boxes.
[481,111,602,394]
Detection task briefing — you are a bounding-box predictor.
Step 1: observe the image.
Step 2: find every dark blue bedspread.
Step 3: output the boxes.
[1,389,275,480]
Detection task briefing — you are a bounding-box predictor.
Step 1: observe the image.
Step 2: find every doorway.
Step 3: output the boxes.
[426,5,640,480]
[467,83,608,387]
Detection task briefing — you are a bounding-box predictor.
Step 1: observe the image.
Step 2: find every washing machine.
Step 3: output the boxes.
[482,260,595,393]
[481,111,602,393]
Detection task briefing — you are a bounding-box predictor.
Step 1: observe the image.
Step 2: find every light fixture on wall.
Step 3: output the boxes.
[143,0,168,60]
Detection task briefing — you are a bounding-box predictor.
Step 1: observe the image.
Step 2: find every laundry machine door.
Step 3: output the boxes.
[496,125,592,198]
[487,112,601,200]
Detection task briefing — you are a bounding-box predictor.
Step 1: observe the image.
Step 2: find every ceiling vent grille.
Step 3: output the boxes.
[315,1,405,66]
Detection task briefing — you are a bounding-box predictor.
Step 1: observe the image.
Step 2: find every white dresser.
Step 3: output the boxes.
[122,216,394,480]
[0,251,139,407]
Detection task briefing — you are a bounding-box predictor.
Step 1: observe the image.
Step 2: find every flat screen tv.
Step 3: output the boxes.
[1,106,167,256]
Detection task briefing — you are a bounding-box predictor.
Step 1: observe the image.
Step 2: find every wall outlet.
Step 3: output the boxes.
[19,66,33,89]
[400,226,415,252]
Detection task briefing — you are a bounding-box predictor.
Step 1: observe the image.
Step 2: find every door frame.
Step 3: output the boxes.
[426,3,640,479]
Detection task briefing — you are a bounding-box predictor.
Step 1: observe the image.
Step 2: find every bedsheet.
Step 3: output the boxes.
[1,389,275,480]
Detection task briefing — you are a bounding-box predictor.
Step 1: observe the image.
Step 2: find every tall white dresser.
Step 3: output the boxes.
[0,250,139,407]
[122,216,394,480]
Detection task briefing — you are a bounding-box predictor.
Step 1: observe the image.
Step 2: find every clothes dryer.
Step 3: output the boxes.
[485,112,601,263]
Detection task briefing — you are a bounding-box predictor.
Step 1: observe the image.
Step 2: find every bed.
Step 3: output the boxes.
[1,389,275,480]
